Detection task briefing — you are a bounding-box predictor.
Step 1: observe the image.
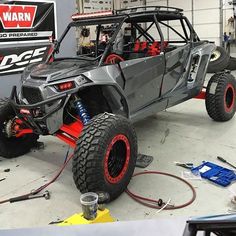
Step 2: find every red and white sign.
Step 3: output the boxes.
[0,4,37,29]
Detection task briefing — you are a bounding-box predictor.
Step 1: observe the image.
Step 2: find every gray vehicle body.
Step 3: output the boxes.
[10,7,215,135]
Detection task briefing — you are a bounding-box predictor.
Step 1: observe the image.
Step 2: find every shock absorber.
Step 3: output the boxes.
[75,100,90,125]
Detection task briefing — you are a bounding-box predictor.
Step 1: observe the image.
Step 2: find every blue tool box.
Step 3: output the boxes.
[191,162,236,187]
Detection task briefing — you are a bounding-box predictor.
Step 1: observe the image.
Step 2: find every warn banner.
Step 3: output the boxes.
[0,1,56,75]
[0,1,56,43]
[0,4,37,29]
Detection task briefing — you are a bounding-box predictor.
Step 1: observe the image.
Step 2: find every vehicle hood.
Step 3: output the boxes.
[26,59,97,82]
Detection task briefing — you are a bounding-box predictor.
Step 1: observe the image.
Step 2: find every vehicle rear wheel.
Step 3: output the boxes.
[207,46,230,73]
[0,99,39,158]
[72,113,137,201]
[205,73,236,121]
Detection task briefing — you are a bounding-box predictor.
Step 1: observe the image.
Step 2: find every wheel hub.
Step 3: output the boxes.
[2,118,32,138]
[3,120,14,138]
[210,50,221,62]
[104,134,131,184]
[224,84,235,112]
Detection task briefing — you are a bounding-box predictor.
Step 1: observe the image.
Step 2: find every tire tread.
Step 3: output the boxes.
[72,113,137,201]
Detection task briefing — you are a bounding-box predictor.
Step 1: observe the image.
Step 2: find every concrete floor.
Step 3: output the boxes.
[1,72,236,229]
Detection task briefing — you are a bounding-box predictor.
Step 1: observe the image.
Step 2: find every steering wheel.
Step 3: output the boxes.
[105,54,125,64]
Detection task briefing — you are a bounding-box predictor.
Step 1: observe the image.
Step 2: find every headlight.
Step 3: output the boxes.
[55,81,76,91]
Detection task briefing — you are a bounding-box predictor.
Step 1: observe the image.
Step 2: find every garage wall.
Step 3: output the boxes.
[0,0,77,99]
[146,0,222,45]
[193,0,221,46]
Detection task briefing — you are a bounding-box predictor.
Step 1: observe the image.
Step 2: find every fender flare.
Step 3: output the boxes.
[76,83,130,118]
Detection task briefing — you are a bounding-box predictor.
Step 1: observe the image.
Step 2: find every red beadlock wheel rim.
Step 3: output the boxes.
[224,84,235,112]
[104,134,131,184]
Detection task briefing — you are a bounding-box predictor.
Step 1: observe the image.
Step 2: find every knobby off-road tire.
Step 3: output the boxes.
[206,73,236,121]
[207,46,230,73]
[226,57,236,71]
[0,99,39,158]
[72,113,137,201]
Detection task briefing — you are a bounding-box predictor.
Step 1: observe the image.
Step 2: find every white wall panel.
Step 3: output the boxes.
[183,11,193,23]
[194,24,220,45]
[195,24,220,38]
[193,0,221,45]
[168,0,191,11]
[194,9,220,24]
[194,0,220,10]
[146,0,167,7]
[165,0,193,24]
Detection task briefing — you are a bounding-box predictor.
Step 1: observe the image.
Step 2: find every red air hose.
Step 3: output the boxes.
[126,171,196,210]
[0,154,196,210]
[0,153,74,205]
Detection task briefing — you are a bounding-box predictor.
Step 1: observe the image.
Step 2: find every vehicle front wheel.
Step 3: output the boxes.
[206,73,236,121]
[72,113,137,201]
[0,99,39,158]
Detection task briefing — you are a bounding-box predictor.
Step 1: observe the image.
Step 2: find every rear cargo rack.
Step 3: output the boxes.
[115,6,183,15]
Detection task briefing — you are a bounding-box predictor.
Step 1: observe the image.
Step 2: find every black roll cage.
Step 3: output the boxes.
[51,8,199,66]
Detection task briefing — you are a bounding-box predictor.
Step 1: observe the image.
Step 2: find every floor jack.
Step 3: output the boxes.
[58,192,115,226]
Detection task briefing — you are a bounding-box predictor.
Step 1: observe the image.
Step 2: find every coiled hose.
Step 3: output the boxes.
[125,171,196,210]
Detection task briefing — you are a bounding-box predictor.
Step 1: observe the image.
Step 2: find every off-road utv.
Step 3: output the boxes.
[1,6,236,201]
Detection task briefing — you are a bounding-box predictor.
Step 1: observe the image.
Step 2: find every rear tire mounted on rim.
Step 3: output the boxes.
[72,113,137,201]
[205,73,236,121]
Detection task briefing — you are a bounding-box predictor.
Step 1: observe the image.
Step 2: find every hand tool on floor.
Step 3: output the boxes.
[175,162,194,169]
[0,178,6,182]
[9,190,50,203]
[217,156,236,170]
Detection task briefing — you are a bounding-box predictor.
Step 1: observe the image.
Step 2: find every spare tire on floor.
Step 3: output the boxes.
[207,46,230,73]
[226,57,236,71]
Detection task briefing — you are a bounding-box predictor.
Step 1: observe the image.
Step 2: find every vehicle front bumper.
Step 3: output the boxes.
[9,86,68,135]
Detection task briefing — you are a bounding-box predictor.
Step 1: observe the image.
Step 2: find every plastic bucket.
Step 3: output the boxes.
[80,192,98,220]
